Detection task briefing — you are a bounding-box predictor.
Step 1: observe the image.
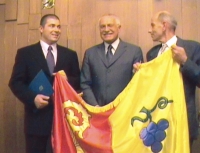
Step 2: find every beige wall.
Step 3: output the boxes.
[0,0,200,152]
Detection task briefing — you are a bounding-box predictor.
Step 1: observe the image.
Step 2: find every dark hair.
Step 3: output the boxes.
[40,14,60,27]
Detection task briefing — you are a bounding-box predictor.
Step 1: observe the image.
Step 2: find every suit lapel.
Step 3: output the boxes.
[96,43,108,67]
[108,41,126,66]
[30,42,51,76]
[176,37,184,48]
[54,45,64,72]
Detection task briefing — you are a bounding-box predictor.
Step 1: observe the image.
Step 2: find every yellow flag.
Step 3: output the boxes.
[52,49,189,153]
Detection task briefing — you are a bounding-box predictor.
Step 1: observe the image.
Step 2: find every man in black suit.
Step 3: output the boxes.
[9,14,80,153]
[81,14,143,106]
[144,11,200,151]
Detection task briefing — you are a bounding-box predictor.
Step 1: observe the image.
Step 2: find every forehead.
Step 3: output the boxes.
[151,15,161,25]
[99,16,116,25]
[45,18,60,25]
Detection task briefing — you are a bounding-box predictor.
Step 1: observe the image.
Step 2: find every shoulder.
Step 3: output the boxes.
[17,42,40,54]
[146,44,160,56]
[85,43,103,53]
[120,41,143,55]
[57,44,78,56]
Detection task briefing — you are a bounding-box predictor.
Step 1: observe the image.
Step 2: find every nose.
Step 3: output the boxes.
[148,28,152,34]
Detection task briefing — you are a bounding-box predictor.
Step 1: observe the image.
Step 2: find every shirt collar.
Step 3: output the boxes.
[40,40,57,53]
[104,38,120,53]
[164,35,177,48]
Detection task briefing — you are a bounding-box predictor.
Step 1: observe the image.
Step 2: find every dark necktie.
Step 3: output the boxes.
[106,45,113,63]
[46,46,55,74]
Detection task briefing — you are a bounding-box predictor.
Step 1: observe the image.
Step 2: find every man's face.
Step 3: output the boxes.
[99,16,121,44]
[40,18,61,45]
[148,15,165,42]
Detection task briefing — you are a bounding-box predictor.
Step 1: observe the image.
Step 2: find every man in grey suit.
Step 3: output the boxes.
[145,11,200,151]
[81,14,143,106]
[9,14,80,153]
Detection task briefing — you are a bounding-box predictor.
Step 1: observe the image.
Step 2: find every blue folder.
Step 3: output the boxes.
[29,70,54,96]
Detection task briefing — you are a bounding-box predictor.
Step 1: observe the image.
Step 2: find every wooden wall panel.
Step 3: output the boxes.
[58,25,68,46]
[4,21,18,153]
[0,0,5,4]
[5,0,17,21]
[29,14,41,29]
[81,0,96,63]
[182,0,198,40]
[18,0,30,24]
[0,5,5,102]
[0,101,5,153]
[138,0,153,60]
[28,29,40,45]
[30,0,42,14]
[55,0,69,25]
[17,24,29,48]
[197,0,200,42]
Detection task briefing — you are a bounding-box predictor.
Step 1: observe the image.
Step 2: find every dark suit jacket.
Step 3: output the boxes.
[9,42,80,136]
[81,40,143,106]
[147,37,200,139]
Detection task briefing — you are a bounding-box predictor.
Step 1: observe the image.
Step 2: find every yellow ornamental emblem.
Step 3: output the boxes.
[63,100,91,138]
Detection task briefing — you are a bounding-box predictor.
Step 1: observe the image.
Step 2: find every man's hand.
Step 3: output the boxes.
[133,62,141,73]
[171,45,187,65]
[34,94,49,109]
[53,72,68,80]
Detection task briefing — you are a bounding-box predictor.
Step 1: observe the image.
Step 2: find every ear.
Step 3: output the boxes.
[162,22,168,31]
[39,25,43,33]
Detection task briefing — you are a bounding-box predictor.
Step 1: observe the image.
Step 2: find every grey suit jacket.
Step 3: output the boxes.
[81,40,143,106]
[9,42,80,135]
[147,37,200,139]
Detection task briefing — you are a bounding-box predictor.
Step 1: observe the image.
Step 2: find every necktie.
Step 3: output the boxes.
[106,45,113,63]
[46,46,55,74]
[160,44,168,54]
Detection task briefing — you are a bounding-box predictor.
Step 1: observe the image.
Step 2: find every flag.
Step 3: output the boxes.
[52,49,190,153]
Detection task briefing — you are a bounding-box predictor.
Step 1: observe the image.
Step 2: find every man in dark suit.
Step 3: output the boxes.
[81,14,143,106]
[146,11,200,151]
[9,14,80,153]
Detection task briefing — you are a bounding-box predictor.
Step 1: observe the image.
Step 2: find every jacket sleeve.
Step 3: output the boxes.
[8,49,37,109]
[80,51,99,106]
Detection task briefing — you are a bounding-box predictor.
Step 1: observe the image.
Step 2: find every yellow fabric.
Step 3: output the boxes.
[109,49,189,152]
[61,48,189,153]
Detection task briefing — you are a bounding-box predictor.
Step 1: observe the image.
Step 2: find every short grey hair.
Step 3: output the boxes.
[157,11,177,31]
[98,14,121,26]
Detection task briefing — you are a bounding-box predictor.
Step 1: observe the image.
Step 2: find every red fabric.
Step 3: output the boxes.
[52,73,114,153]
[51,74,77,153]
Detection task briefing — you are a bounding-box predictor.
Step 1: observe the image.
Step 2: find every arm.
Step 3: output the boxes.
[8,49,37,108]
[80,51,99,106]
[172,44,200,87]
[67,52,81,92]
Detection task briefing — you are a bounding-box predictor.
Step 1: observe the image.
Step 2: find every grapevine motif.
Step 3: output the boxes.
[131,97,173,153]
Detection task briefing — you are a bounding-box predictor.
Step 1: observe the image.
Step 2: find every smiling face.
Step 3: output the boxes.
[99,15,121,44]
[40,17,61,45]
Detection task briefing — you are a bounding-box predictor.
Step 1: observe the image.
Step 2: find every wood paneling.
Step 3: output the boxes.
[29,14,41,29]
[1,0,200,152]
[0,5,5,102]
[5,0,17,21]
[18,0,30,24]
[0,0,5,4]
[30,0,42,14]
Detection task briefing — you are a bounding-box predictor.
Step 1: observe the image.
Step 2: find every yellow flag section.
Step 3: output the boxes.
[109,49,189,153]
[52,49,189,153]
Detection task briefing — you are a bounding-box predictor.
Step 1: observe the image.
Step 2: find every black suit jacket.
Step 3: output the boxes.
[147,37,200,139]
[81,40,143,106]
[9,42,80,135]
